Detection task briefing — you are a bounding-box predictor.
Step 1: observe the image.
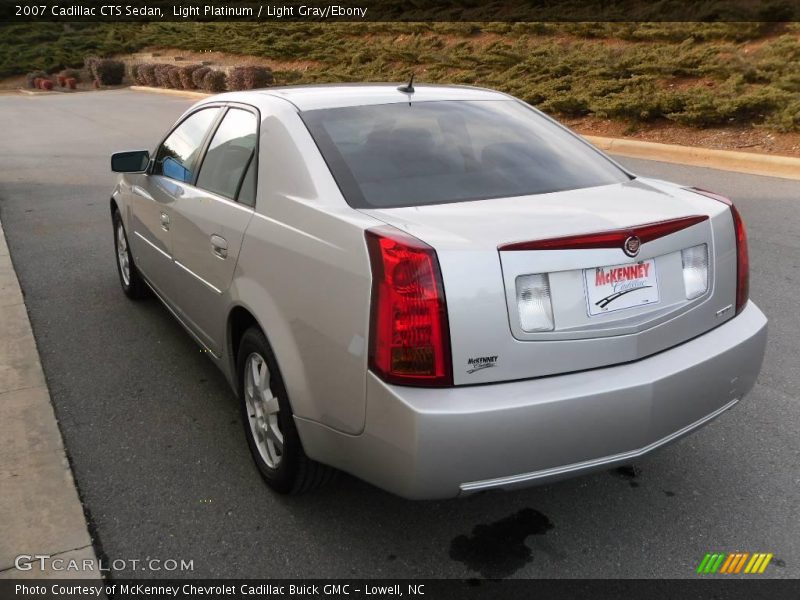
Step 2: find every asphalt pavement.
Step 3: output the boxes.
[0,89,797,579]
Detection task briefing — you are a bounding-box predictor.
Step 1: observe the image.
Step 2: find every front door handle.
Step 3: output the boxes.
[211,235,228,259]
[132,185,154,202]
[160,211,170,231]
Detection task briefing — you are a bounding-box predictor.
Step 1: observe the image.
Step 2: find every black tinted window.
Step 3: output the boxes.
[302,100,629,209]
[196,108,258,202]
[154,108,219,183]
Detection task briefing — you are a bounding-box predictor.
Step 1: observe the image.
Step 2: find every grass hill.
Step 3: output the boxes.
[2,21,798,131]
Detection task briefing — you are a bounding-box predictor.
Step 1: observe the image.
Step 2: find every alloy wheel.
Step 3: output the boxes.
[244,352,284,468]
[116,222,131,286]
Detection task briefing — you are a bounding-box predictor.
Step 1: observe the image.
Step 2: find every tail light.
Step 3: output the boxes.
[365,226,453,387]
[689,188,749,314]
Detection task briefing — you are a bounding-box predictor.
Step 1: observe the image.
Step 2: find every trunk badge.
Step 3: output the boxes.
[623,236,641,257]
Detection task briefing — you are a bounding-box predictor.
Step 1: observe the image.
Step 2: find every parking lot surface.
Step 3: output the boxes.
[0,90,797,578]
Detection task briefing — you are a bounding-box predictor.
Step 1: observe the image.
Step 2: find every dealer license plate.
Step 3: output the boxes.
[584,259,659,316]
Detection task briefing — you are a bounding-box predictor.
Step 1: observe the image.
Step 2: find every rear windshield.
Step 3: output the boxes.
[301,100,630,209]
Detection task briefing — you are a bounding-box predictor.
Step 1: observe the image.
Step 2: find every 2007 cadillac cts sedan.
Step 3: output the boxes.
[109,84,767,499]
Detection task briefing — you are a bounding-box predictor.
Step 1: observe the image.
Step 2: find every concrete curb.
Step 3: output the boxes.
[16,88,56,96]
[127,85,800,181]
[129,85,210,99]
[0,219,100,579]
[584,135,800,181]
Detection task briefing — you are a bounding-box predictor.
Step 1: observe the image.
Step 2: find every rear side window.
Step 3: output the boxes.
[154,108,219,183]
[196,108,258,203]
[301,100,630,209]
[237,156,256,207]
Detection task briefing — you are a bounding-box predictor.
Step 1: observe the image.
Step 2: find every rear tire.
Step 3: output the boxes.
[112,209,148,299]
[237,327,335,494]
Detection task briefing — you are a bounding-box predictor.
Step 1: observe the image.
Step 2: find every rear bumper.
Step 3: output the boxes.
[296,301,767,499]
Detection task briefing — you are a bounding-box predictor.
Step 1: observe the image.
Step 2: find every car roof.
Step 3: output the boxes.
[209,83,511,112]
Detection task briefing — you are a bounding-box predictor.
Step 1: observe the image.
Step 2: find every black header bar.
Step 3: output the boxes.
[2,0,799,23]
[2,579,800,600]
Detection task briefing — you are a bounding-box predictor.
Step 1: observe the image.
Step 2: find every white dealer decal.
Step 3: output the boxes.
[584,259,660,316]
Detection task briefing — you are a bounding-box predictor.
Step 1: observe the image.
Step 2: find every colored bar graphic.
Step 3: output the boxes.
[733,553,749,574]
[696,554,712,574]
[697,552,773,575]
[745,554,761,573]
[721,553,741,574]
[719,554,736,574]
[710,554,725,573]
[758,554,773,573]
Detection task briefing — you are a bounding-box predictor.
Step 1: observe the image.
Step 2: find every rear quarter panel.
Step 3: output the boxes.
[229,100,380,434]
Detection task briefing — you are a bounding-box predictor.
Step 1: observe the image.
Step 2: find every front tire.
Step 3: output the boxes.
[112,209,148,299]
[237,327,334,494]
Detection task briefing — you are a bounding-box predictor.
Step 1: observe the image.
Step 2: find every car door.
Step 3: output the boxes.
[169,105,259,355]
[130,106,221,303]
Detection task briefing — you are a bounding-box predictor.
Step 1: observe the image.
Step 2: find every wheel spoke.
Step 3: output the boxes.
[245,368,254,399]
[263,395,279,415]
[267,418,284,448]
[258,365,270,395]
[250,358,261,390]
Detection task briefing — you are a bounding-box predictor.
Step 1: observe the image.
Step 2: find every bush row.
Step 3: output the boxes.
[27,59,120,87]
[26,68,82,88]
[132,63,273,92]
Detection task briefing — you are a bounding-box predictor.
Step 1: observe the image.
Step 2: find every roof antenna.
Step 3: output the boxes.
[397,73,415,94]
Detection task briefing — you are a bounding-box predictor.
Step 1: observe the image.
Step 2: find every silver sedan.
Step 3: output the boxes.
[109,84,767,499]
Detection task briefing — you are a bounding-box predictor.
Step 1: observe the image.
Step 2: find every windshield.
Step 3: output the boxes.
[301,100,630,209]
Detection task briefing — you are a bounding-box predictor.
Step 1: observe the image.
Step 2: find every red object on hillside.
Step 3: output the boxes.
[66,78,77,90]
[41,80,54,90]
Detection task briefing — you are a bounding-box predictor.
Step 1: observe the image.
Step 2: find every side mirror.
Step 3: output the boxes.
[111,150,150,173]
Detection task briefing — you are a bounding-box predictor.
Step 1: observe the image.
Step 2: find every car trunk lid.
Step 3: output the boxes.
[360,178,739,385]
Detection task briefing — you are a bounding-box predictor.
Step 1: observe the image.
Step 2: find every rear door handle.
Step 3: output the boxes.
[160,211,170,231]
[211,235,228,259]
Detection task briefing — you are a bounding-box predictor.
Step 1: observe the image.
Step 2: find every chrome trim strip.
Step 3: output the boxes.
[133,230,171,260]
[459,397,740,494]
[174,260,223,295]
[134,231,222,294]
